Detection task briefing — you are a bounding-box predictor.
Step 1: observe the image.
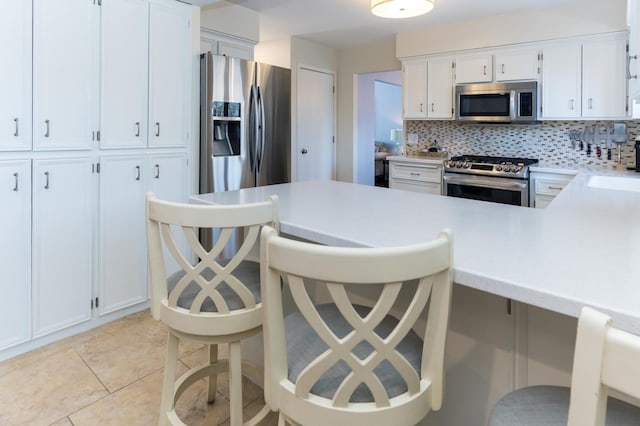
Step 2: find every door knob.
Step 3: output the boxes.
[301,148,308,154]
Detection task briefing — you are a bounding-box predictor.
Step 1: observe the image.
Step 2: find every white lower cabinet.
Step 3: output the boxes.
[389,159,442,195]
[530,171,576,208]
[98,152,187,314]
[98,155,148,315]
[32,157,94,337]
[0,160,31,348]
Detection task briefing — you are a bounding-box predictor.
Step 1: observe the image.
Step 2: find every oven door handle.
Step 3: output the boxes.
[443,174,528,191]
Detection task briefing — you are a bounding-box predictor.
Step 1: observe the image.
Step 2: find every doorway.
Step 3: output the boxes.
[355,70,402,187]
[296,66,336,181]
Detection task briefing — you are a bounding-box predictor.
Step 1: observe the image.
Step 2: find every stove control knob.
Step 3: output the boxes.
[514,166,522,172]
[454,162,461,168]
[464,162,471,168]
[496,165,503,171]
[504,166,512,173]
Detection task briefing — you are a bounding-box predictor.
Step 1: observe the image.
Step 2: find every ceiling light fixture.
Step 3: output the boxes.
[371,0,434,19]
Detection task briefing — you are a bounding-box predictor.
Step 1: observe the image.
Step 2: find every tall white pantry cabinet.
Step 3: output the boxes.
[0,0,195,360]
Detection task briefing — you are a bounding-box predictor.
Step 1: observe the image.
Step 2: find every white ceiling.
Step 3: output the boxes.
[187,0,582,48]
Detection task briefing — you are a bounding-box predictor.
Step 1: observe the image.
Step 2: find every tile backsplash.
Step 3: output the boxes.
[404,120,639,169]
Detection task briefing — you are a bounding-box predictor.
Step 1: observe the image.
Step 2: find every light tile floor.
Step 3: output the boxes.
[0,309,278,426]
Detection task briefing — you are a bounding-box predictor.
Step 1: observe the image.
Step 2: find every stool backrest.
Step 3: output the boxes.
[146,193,278,335]
[260,225,453,420]
[568,307,640,426]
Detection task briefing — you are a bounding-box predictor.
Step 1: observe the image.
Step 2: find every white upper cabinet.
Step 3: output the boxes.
[149,0,191,148]
[541,43,582,119]
[427,57,454,119]
[628,0,640,101]
[0,0,31,151]
[455,54,492,83]
[495,49,540,81]
[582,36,628,118]
[33,0,98,151]
[0,160,32,350]
[100,0,149,149]
[403,59,428,119]
[200,28,255,60]
[32,157,94,337]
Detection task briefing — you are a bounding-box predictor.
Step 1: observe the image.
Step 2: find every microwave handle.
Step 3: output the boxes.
[509,90,517,121]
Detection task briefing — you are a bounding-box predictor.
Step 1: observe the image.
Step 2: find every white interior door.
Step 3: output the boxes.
[297,67,335,181]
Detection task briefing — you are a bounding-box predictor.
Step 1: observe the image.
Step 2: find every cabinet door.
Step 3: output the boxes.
[33,0,99,151]
[32,158,94,337]
[628,0,640,101]
[0,0,31,151]
[403,59,428,119]
[148,153,188,276]
[582,37,628,118]
[98,155,148,315]
[495,49,540,81]
[101,0,149,149]
[0,160,31,349]
[541,43,581,119]
[455,54,492,83]
[148,0,191,148]
[427,58,453,119]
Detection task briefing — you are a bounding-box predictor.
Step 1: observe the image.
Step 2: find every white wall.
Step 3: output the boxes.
[396,0,626,58]
[337,38,400,182]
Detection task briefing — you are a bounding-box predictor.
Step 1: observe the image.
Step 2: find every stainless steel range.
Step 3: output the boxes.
[443,155,539,207]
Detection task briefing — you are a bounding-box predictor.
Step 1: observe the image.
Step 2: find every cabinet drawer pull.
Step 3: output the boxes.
[410,172,421,176]
[154,164,160,179]
[135,165,141,181]
[44,171,50,189]
[13,172,18,191]
[45,120,50,138]
[14,118,19,137]
[135,122,140,137]
[548,186,563,191]
[155,122,160,137]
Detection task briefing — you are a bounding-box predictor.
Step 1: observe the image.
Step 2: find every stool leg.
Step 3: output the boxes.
[229,341,243,426]
[159,332,180,426]
[207,343,218,403]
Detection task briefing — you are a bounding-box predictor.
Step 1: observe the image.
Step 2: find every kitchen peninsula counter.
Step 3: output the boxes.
[191,175,640,334]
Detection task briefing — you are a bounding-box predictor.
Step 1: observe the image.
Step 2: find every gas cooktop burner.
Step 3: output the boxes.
[444,155,539,179]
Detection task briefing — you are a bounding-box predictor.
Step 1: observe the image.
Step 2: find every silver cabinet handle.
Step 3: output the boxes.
[13,173,18,191]
[431,102,435,112]
[14,118,18,137]
[154,164,160,179]
[135,122,140,137]
[410,172,421,176]
[549,186,563,191]
[628,54,638,80]
[483,65,487,76]
[155,122,160,137]
[588,98,593,109]
[501,63,505,74]
[44,171,50,189]
[45,120,50,137]
[569,99,575,110]
[135,165,141,181]
[419,103,424,112]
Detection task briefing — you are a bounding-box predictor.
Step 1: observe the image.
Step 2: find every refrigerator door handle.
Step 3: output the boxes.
[249,85,260,174]
[257,86,266,173]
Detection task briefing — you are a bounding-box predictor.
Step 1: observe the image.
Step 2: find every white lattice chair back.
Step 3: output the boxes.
[146,192,279,336]
[567,307,640,426]
[260,225,453,426]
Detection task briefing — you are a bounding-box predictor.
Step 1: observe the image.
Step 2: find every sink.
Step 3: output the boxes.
[587,175,640,193]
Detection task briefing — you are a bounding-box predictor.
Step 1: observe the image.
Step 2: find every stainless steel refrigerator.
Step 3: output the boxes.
[200,52,291,195]
[199,53,290,253]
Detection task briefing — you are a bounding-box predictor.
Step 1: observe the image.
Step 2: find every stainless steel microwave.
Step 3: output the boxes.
[455,81,538,123]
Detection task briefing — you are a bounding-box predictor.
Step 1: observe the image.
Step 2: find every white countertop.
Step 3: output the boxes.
[191,174,640,334]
